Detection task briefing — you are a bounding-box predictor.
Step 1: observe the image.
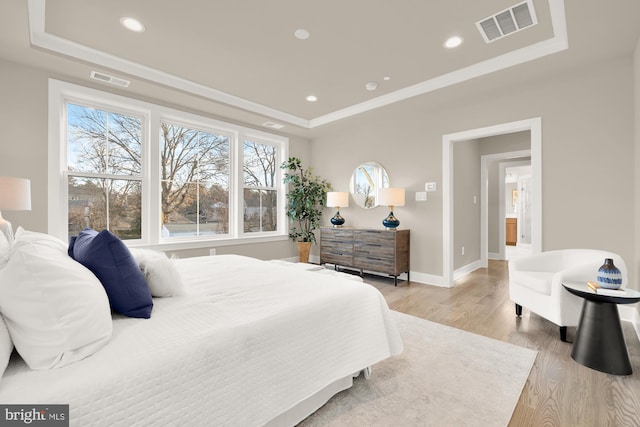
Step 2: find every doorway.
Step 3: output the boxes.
[442,118,542,287]
[502,162,533,261]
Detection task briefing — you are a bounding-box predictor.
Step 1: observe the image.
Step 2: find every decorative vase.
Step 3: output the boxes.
[297,241,312,263]
[597,258,622,289]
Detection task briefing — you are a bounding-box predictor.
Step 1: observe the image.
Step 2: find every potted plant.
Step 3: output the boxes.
[281,157,332,262]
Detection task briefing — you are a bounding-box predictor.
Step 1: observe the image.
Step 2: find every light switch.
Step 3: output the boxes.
[425,182,437,192]
[415,191,427,201]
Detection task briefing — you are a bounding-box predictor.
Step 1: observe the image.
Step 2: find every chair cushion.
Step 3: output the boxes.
[510,270,554,295]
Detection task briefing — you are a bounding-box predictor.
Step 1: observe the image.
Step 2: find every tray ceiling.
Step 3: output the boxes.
[28,0,566,128]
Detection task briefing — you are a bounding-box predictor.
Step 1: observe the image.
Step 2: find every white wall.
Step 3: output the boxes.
[310,56,636,288]
[453,139,481,269]
[634,38,640,313]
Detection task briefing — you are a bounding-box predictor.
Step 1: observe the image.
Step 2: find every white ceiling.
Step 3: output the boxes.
[1,0,639,135]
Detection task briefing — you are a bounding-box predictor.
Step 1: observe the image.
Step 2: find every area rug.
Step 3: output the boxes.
[299,311,537,427]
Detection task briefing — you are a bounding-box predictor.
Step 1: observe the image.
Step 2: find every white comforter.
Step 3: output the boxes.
[0,255,402,426]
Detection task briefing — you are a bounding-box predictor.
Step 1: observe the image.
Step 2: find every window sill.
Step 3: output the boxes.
[127,234,289,252]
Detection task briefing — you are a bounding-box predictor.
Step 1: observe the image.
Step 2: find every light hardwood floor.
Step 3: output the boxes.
[363,260,640,427]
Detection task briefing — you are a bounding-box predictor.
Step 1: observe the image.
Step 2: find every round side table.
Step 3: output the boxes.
[562,281,640,375]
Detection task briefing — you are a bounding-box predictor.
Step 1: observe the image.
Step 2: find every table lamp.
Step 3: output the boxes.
[0,176,32,242]
[326,191,349,227]
[378,187,405,230]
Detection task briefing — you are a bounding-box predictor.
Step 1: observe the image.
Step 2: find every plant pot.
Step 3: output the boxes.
[297,241,312,263]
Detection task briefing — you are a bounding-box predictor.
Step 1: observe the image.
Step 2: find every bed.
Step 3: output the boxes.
[0,230,403,426]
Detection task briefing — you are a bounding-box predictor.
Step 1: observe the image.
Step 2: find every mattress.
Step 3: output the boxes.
[0,255,403,426]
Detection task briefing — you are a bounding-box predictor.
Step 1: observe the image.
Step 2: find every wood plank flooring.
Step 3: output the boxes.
[363,260,640,427]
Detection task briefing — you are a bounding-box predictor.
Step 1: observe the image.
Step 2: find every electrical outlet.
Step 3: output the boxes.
[209,248,216,256]
[461,246,465,256]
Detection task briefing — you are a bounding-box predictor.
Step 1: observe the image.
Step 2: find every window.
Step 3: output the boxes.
[243,140,279,233]
[66,103,143,239]
[160,122,231,238]
[49,79,288,249]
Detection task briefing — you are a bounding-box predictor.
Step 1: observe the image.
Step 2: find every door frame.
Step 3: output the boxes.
[442,117,542,287]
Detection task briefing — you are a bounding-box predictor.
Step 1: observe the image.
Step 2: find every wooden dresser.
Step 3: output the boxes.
[320,227,410,285]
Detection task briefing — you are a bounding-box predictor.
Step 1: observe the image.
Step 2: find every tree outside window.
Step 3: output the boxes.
[160,122,230,237]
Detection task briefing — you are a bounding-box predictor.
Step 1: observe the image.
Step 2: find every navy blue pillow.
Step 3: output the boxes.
[69,229,153,318]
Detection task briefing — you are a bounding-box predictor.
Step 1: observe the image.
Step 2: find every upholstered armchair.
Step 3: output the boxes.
[508,249,627,341]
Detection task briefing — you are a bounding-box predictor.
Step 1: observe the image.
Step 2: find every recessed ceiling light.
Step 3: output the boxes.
[444,36,463,49]
[306,95,318,102]
[383,76,391,81]
[294,29,310,40]
[365,82,378,91]
[120,17,146,33]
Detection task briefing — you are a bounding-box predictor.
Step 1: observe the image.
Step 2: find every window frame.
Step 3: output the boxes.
[49,79,289,250]
[240,136,285,237]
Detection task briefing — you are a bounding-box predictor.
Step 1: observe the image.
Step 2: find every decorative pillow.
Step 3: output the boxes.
[69,229,153,318]
[0,314,12,379]
[0,232,112,370]
[129,248,186,297]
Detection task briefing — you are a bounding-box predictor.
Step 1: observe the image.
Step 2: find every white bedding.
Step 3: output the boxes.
[0,255,402,426]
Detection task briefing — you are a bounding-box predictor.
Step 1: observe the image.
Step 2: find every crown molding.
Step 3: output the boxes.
[28,0,567,129]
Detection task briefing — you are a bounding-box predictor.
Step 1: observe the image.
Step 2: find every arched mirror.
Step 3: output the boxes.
[349,161,390,209]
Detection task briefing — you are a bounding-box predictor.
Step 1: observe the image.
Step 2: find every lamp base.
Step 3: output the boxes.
[382,211,400,230]
[330,211,345,227]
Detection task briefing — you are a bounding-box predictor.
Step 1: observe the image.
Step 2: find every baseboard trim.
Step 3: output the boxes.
[407,271,446,287]
[454,260,482,281]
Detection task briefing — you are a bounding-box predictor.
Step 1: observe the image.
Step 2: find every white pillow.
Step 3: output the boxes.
[13,227,67,253]
[0,315,12,380]
[129,248,186,297]
[0,231,113,370]
[0,231,10,268]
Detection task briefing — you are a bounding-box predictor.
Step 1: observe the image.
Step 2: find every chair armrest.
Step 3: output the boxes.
[551,261,602,294]
[510,251,563,273]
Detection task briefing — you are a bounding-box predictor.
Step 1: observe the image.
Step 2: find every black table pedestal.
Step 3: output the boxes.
[571,300,632,375]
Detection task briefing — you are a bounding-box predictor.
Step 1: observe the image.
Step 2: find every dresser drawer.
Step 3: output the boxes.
[321,253,354,266]
[321,228,354,242]
[353,256,394,273]
[353,230,395,245]
[353,241,395,260]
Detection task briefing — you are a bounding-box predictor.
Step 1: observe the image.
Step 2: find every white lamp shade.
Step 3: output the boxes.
[326,191,349,208]
[378,187,405,207]
[0,177,31,210]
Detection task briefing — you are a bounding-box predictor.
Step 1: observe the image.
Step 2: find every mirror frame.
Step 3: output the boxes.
[349,161,390,209]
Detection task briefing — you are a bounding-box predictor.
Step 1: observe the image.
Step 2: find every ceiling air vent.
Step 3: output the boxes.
[476,0,537,43]
[90,71,131,87]
[262,121,285,130]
